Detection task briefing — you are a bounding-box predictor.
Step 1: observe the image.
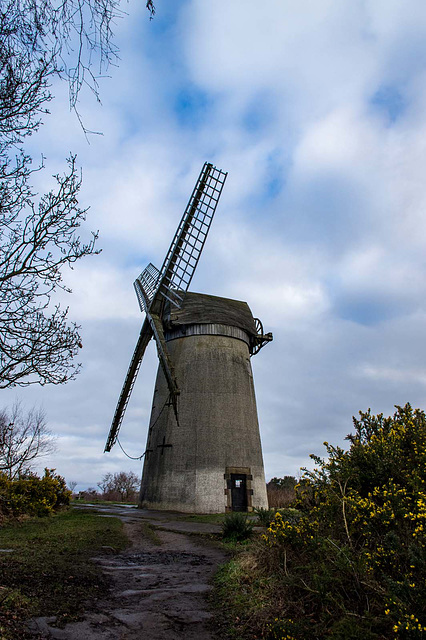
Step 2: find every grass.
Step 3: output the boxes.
[71,499,138,506]
[0,508,129,639]
[179,513,226,524]
[212,541,277,640]
[222,512,254,542]
[139,521,162,545]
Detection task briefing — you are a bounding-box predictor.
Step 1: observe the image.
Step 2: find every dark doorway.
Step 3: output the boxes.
[231,473,248,512]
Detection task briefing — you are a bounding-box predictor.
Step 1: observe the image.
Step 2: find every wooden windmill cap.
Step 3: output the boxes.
[164,292,257,337]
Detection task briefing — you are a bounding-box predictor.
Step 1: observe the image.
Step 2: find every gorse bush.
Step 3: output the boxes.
[261,403,426,639]
[214,404,426,640]
[255,507,277,527]
[222,511,254,542]
[255,507,301,528]
[0,469,71,519]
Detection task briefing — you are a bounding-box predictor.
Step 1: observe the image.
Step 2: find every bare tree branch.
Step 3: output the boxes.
[0,0,154,387]
[0,155,99,387]
[68,480,78,492]
[98,471,140,501]
[0,401,56,478]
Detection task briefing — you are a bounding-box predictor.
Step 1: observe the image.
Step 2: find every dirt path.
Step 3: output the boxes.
[29,507,227,640]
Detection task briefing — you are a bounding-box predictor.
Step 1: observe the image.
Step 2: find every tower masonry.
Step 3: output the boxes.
[140,292,271,513]
[105,163,273,515]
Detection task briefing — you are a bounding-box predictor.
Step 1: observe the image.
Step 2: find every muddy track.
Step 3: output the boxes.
[28,508,227,640]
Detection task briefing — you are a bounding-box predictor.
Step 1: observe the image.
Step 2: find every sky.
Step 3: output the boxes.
[3,0,426,492]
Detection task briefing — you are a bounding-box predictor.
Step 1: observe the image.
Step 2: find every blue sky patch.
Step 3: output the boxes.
[243,149,288,214]
[173,85,211,128]
[332,291,402,326]
[370,85,406,124]
[264,150,286,199]
[242,94,273,134]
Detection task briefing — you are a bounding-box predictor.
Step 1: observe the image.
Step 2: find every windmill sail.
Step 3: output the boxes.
[146,163,227,408]
[134,263,161,313]
[104,318,153,452]
[105,162,227,454]
[157,162,227,310]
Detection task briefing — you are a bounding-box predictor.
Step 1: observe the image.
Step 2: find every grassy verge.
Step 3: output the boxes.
[212,536,278,640]
[0,509,128,639]
[178,513,225,524]
[71,499,138,506]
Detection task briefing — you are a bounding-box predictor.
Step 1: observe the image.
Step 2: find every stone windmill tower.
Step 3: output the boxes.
[105,163,272,513]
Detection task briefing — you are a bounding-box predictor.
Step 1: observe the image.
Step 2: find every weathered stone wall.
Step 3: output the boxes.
[140,327,268,513]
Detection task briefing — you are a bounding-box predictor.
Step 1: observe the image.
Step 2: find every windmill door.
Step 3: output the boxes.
[230,474,248,512]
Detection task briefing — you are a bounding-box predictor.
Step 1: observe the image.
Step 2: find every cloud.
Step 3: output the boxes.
[5,0,426,489]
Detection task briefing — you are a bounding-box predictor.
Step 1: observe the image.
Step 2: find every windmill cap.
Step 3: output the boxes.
[164,291,258,337]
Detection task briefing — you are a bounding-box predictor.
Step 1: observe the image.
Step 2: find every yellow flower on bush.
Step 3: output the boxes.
[261,403,426,639]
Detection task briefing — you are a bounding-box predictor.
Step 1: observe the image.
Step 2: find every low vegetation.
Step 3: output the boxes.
[0,509,128,639]
[222,512,254,543]
[73,471,141,503]
[214,403,426,639]
[138,520,162,545]
[254,506,299,528]
[266,476,297,509]
[0,468,71,520]
[180,513,226,524]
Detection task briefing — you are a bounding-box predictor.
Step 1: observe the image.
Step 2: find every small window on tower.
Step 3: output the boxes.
[235,479,242,488]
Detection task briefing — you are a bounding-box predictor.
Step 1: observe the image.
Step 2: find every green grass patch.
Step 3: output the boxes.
[222,512,254,542]
[213,543,277,640]
[139,521,162,545]
[179,513,225,524]
[71,499,138,506]
[0,508,128,639]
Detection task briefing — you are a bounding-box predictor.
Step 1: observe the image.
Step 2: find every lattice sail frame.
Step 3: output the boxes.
[104,318,152,452]
[104,162,227,453]
[134,163,227,313]
[157,163,227,309]
[134,263,160,313]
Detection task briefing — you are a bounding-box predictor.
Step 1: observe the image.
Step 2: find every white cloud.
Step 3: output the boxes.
[5,0,426,489]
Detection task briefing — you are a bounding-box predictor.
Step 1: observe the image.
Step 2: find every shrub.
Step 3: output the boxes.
[0,468,71,518]
[222,512,254,542]
[255,506,302,529]
[260,403,426,639]
[266,482,296,508]
[255,507,277,527]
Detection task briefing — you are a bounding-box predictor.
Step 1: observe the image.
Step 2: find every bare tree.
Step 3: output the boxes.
[0,155,100,387]
[0,0,154,388]
[113,471,140,501]
[99,471,140,501]
[0,402,56,478]
[68,480,78,492]
[97,471,113,494]
[0,0,156,127]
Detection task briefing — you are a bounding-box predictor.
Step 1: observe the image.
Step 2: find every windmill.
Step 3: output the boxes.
[105,162,273,513]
